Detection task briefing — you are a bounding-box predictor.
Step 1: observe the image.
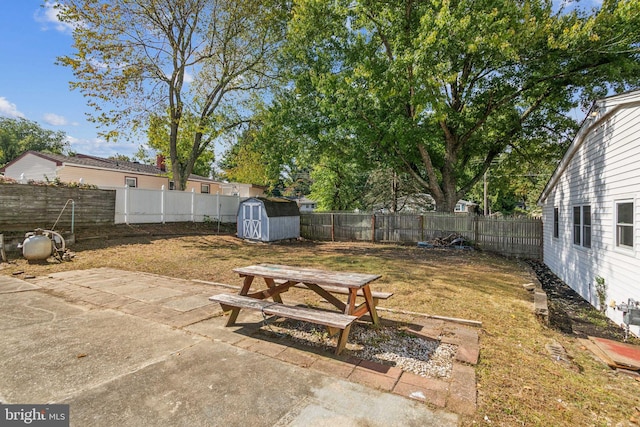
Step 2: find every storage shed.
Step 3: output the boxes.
[237,197,300,242]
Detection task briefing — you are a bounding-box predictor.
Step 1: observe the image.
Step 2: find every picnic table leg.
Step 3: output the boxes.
[226,276,255,326]
[345,288,358,316]
[362,286,380,326]
[335,324,352,355]
[264,278,284,303]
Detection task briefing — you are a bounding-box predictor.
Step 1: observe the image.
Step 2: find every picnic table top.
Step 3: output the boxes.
[233,264,381,289]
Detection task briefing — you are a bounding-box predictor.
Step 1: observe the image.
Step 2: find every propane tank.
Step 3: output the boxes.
[20,229,53,261]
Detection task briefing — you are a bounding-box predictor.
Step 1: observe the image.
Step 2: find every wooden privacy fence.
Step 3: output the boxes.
[300,212,542,259]
[0,183,115,231]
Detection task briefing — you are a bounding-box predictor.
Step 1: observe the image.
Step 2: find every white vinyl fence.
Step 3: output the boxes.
[115,186,243,224]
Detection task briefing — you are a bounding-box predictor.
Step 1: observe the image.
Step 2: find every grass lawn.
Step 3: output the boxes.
[1,228,639,426]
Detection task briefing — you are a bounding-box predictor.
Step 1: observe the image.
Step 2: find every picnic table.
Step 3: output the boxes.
[210,264,389,354]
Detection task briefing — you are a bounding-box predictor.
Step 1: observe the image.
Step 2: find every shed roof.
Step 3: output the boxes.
[243,197,300,217]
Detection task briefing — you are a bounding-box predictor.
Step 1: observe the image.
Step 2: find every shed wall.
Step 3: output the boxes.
[266,216,300,241]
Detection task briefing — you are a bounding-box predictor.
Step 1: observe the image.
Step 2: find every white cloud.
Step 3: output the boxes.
[0,97,26,119]
[66,135,140,159]
[43,113,72,126]
[34,2,81,34]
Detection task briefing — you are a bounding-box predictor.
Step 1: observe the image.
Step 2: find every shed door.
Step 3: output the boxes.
[243,202,261,240]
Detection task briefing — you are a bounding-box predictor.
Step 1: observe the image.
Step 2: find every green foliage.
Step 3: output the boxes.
[595,275,607,313]
[147,112,215,180]
[57,0,288,190]
[0,117,68,167]
[362,167,435,213]
[309,155,368,211]
[266,0,640,212]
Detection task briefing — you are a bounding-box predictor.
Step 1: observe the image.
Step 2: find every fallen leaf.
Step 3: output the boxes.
[77,353,88,359]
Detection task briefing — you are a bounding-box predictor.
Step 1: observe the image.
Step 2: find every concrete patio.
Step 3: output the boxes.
[0,268,478,426]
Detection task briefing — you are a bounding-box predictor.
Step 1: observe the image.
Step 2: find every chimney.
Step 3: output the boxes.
[156,154,166,172]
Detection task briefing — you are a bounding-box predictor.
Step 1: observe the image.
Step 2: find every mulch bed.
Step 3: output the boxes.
[527,260,640,345]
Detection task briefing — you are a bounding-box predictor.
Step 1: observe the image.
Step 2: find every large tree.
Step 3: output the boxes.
[57,0,286,190]
[0,117,68,167]
[270,0,640,211]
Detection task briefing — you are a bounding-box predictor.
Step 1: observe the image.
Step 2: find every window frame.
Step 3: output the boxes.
[125,176,137,188]
[201,183,210,194]
[615,200,634,250]
[553,207,559,239]
[572,204,591,249]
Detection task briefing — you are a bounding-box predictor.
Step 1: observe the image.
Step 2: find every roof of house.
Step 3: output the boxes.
[1,151,217,182]
[537,89,640,205]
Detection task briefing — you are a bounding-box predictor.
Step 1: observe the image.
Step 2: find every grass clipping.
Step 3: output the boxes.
[261,320,457,379]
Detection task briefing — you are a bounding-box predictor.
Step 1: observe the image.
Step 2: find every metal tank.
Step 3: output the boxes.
[19,229,55,261]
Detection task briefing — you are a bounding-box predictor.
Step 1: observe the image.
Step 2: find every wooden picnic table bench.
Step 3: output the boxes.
[209,264,386,354]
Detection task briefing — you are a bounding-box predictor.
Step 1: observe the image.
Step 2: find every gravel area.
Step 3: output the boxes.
[260,320,457,379]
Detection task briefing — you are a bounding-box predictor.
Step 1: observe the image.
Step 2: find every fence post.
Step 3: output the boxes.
[474,215,479,244]
[191,188,196,222]
[0,234,6,262]
[161,185,166,224]
[331,213,335,242]
[124,185,129,225]
[371,214,376,242]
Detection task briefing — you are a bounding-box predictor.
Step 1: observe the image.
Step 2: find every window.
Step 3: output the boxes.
[125,177,137,188]
[616,201,634,248]
[553,207,559,238]
[583,205,591,248]
[201,184,210,194]
[573,205,591,248]
[573,206,581,245]
[169,181,175,190]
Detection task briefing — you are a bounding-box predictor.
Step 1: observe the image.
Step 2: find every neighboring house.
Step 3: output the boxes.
[0,151,264,197]
[294,197,317,213]
[538,90,640,338]
[454,200,478,214]
[373,194,474,214]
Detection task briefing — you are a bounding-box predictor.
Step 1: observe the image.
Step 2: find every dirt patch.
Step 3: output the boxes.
[527,260,640,345]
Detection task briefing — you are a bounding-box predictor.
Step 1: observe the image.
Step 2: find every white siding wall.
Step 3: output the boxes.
[543,104,640,336]
[4,154,57,181]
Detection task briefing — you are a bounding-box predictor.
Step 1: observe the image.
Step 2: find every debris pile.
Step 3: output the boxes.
[417,233,472,249]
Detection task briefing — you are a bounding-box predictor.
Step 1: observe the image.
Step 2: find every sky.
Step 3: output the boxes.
[0,1,603,162]
[0,2,150,159]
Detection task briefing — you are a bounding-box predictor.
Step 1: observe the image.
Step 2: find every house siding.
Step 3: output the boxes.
[3,154,57,182]
[542,98,640,337]
[57,165,169,189]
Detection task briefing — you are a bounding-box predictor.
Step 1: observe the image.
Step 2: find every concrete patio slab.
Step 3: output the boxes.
[0,268,464,426]
[0,292,202,404]
[162,295,216,312]
[0,275,40,293]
